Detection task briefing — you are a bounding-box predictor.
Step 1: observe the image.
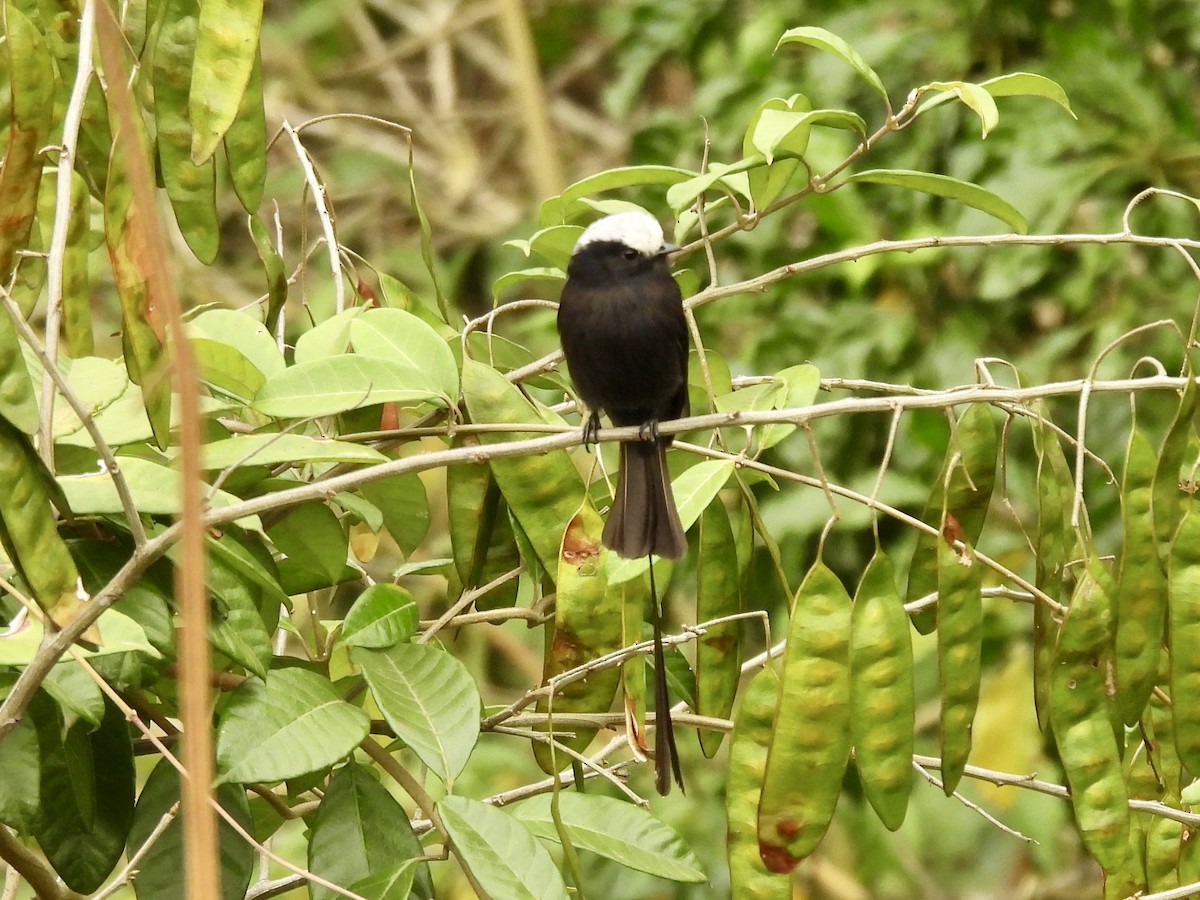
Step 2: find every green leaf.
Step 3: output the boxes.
[512,793,705,882]
[492,267,566,302]
[842,169,1027,233]
[266,502,348,592]
[775,27,888,101]
[352,642,480,782]
[504,225,583,268]
[540,166,696,227]
[32,698,134,892]
[917,81,1000,138]
[253,356,445,418]
[759,364,822,450]
[307,762,433,900]
[57,456,260,531]
[341,584,419,649]
[981,72,1075,116]
[750,108,866,164]
[190,337,269,401]
[294,308,364,365]
[359,472,430,556]
[349,860,421,900]
[214,668,370,784]
[0,675,40,829]
[51,356,129,440]
[208,551,273,679]
[666,155,764,214]
[127,758,254,900]
[43,662,105,725]
[0,608,158,666]
[437,796,570,900]
[349,307,459,398]
[201,433,388,470]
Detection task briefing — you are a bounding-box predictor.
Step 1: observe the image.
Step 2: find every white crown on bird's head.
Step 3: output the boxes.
[573,211,665,257]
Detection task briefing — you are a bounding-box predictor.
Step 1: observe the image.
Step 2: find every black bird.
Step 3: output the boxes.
[556,210,688,794]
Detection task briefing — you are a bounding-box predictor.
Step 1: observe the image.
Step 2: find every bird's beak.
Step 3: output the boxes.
[659,242,680,256]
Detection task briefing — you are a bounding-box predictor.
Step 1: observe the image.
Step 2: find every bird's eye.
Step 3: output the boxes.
[622,248,639,260]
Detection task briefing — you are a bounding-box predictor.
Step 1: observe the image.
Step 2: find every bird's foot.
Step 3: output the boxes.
[582,412,602,449]
[637,419,661,442]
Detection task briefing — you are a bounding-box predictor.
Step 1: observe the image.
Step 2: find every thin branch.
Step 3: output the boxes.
[90,802,180,900]
[282,119,346,314]
[0,287,146,546]
[0,827,83,900]
[39,0,96,469]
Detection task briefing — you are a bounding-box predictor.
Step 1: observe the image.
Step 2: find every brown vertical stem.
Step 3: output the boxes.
[94,5,217,899]
[495,0,563,201]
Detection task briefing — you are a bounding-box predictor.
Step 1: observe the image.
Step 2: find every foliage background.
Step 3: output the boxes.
[250,1,1198,897]
[5,0,1200,897]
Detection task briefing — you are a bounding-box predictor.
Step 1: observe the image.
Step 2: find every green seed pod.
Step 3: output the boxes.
[907,403,997,634]
[850,549,913,829]
[0,295,38,435]
[1154,376,1197,553]
[1031,406,1075,731]
[1144,814,1182,892]
[223,45,266,213]
[726,668,790,900]
[447,434,520,612]
[0,2,54,279]
[758,558,852,872]
[532,501,622,775]
[188,0,265,163]
[1169,501,1200,774]
[461,359,586,577]
[0,418,89,634]
[936,520,982,796]
[695,497,742,758]
[152,0,220,263]
[1050,558,1130,876]
[1114,425,1166,725]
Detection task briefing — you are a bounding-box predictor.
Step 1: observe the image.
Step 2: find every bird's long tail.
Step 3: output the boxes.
[604,439,686,560]
[649,557,684,795]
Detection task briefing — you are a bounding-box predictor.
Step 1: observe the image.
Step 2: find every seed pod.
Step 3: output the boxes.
[726,668,790,900]
[850,549,913,829]
[695,497,742,758]
[188,0,265,163]
[1154,376,1197,553]
[907,403,997,633]
[936,516,982,796]
[1114,425,1166,725]
[223,45,266,213]
[1031,405,1075,730]
[1050,558,1130,875]
[0,418,92,636]
[447,434,520,612]
[1144,814,1183,891]
[152,0,220,263]
[0,3,54,280]
[1169,500,1200,774]
[0,292,37,435]
[532,501,622,775]
[461,359,586,576]
[758,558,852,872]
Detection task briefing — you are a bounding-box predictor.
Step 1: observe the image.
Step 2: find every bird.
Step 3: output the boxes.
[556,210,689,561]
[556,209,689,795]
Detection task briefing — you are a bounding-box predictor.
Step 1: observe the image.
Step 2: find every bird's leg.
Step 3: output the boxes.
[637,418,660,442]
[582,411,602,450]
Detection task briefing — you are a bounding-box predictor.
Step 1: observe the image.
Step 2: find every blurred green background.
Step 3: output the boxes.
[165,0,1200,897]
